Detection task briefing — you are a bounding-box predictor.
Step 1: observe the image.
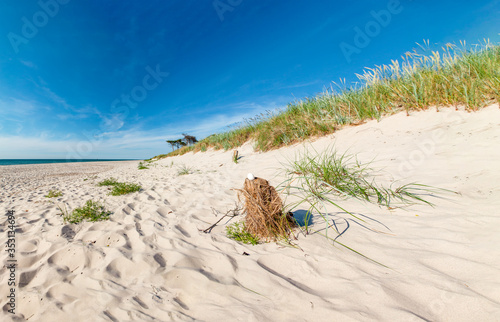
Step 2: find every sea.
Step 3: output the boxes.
[0,159,138,166]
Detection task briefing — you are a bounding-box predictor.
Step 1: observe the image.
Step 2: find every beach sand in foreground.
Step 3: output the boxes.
[1,105,500,321]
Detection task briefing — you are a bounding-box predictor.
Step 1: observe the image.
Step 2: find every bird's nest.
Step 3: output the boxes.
[237,177,295,241]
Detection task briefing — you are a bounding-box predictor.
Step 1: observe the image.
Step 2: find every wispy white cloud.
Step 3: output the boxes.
[0,134,149,159]
[171,100,284,135]
[0,98,51,134]
[36,80,101,121]
[0,98,45,117]
[0,97,53,137]
[55,104,101,121]
[0,135,72,159]
[40,85,72,110]
[19,60,37,69]
[56,113,90,121]
[276,80,322,90]
[15,124,23,134]
[1,100,285,159]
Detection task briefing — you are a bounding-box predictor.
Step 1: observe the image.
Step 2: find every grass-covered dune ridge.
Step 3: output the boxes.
[158,41,499,158]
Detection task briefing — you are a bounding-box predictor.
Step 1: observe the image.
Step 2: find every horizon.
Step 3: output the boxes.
[0,158,139,160]
[1,0,499,159]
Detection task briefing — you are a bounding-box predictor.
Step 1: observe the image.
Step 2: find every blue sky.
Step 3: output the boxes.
[0,0,498,159]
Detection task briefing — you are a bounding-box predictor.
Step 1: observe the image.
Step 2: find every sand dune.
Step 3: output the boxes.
[1,105,500,321]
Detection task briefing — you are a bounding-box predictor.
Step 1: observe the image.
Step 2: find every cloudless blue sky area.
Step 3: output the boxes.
[0,0,498,159]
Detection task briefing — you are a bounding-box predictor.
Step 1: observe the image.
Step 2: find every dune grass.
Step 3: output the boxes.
[284,147,443,209]
[272,148,448,265]
[226,221,260,245]
[45,189,63,198]
[97,178,142,196]
[60,200,112,224]
[138,161,149,170]
[177,165,194,175]
[280,148,449,238]
[98,178,119,186]
[109,182,142,196]
[155,41,499,159]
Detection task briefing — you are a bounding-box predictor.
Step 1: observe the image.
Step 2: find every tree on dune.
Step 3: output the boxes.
[176,139,187,148]
[182,133,198,145]
[166,139,187,151]
[166,140,177,152]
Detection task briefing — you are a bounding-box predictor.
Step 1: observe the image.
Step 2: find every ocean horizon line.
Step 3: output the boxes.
[0,159,140,166]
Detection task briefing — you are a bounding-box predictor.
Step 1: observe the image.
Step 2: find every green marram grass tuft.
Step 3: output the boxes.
[97,178,142,196]
[226,221,260,245]
[138,161,149,170]
[177,165,194,175]
[278,147,452,266]
[109,182,142,196]
[152,41,500,159]
[45,189,63,198]
[98,178,119,186]
[61,200,112,224]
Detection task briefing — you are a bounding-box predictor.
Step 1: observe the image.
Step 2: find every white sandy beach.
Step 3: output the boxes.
[1,105,500,321]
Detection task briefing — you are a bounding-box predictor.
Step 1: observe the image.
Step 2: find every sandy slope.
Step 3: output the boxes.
[1,105,499,321]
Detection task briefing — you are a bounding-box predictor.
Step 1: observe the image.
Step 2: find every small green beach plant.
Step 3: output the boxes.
[232,150,240,164]
[138,161,149,170]
[109,182,142,196]
[177,165,193,175]
[45,190,63,198]
[226,222,260,245]
[97,178,142,196]
[98,177,119,186]
[60,200,112,224]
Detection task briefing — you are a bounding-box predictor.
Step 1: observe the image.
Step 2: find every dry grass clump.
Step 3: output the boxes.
[237,177,295,241]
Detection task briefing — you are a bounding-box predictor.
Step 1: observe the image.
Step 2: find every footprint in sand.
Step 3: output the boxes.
[135,222,145,236]
[153,221,165,231]
[132,296,149,309]
[47,246,86,272]
[19,269,39,288]
[156,206,174,218]
[153,253,167,268]
[61,225,76,241]
[174,225,191,238]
